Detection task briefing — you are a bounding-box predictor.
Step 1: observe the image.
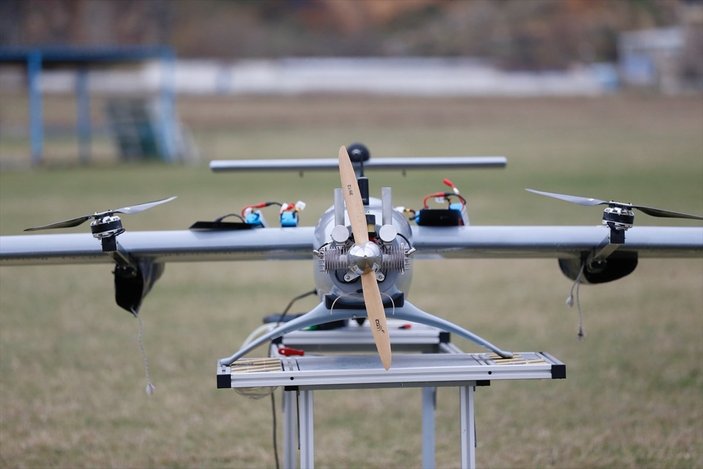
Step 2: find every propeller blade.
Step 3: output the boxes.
[24,196,177,232]
[113,196,177,215]
[24,215,93,231]
[338,146,369,244]
[527,189,703,220]
[361,272,392,370]
[632,204,703,220]
[525,188,606,206]
[338,145,392,369]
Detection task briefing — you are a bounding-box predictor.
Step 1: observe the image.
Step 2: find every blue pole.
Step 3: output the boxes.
[75,67,91,164]
[158,48,177,162]
[27,50,43,166]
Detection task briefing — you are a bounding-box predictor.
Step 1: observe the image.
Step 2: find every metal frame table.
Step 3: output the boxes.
[217,324,565,469]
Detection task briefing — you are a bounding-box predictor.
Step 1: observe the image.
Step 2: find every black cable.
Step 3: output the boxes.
[271,392,280,469]
[214,213,245,223]
[268,288,317,468]
[397,232,413,247]
[275,289,318,327]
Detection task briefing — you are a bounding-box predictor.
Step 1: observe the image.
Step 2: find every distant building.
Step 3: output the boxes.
[618,4,703,94]
[619,28,685,93]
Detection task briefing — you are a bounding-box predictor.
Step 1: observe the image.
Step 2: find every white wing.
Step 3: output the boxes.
[412,225,703,259]
[0,227,315,265]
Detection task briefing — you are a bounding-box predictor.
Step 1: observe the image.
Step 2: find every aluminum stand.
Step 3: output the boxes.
[217,325,565,468]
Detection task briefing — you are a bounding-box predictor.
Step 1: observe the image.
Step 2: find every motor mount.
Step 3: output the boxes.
[602,204,635,244]
[90,215,125,252]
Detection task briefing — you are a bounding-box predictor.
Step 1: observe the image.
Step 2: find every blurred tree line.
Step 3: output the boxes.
[0,0,694,70]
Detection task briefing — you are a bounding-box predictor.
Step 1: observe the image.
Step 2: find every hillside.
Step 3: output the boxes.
[0,0,690,70]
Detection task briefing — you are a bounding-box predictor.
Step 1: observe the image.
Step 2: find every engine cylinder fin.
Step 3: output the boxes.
[319,245,348,271]
[381,244,407,272]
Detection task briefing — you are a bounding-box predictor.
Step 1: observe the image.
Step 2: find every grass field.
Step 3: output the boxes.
[1,94,702,468]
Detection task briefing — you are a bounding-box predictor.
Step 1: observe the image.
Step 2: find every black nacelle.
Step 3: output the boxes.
[559,252,638,284]
[114,260,165,315]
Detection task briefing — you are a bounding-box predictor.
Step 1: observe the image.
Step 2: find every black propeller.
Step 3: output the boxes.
[24,196,177,232]
[526,189,703,221]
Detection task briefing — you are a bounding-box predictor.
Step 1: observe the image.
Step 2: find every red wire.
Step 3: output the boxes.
[241,202,269,216]
[422,192,467,209]
[280,202,297,212]
[423,192,450,208]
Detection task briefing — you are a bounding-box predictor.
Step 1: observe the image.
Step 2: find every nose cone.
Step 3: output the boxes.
[348,241,382,274]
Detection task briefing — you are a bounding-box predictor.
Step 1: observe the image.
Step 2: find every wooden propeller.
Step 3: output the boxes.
[338,146,392,370]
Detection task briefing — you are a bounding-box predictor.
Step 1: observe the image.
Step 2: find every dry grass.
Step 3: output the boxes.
[1,94,702,468]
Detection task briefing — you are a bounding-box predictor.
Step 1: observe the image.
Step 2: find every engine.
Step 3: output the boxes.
[313,192,415,308]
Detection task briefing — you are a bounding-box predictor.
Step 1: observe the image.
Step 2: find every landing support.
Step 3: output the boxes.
[217,300,512,366]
